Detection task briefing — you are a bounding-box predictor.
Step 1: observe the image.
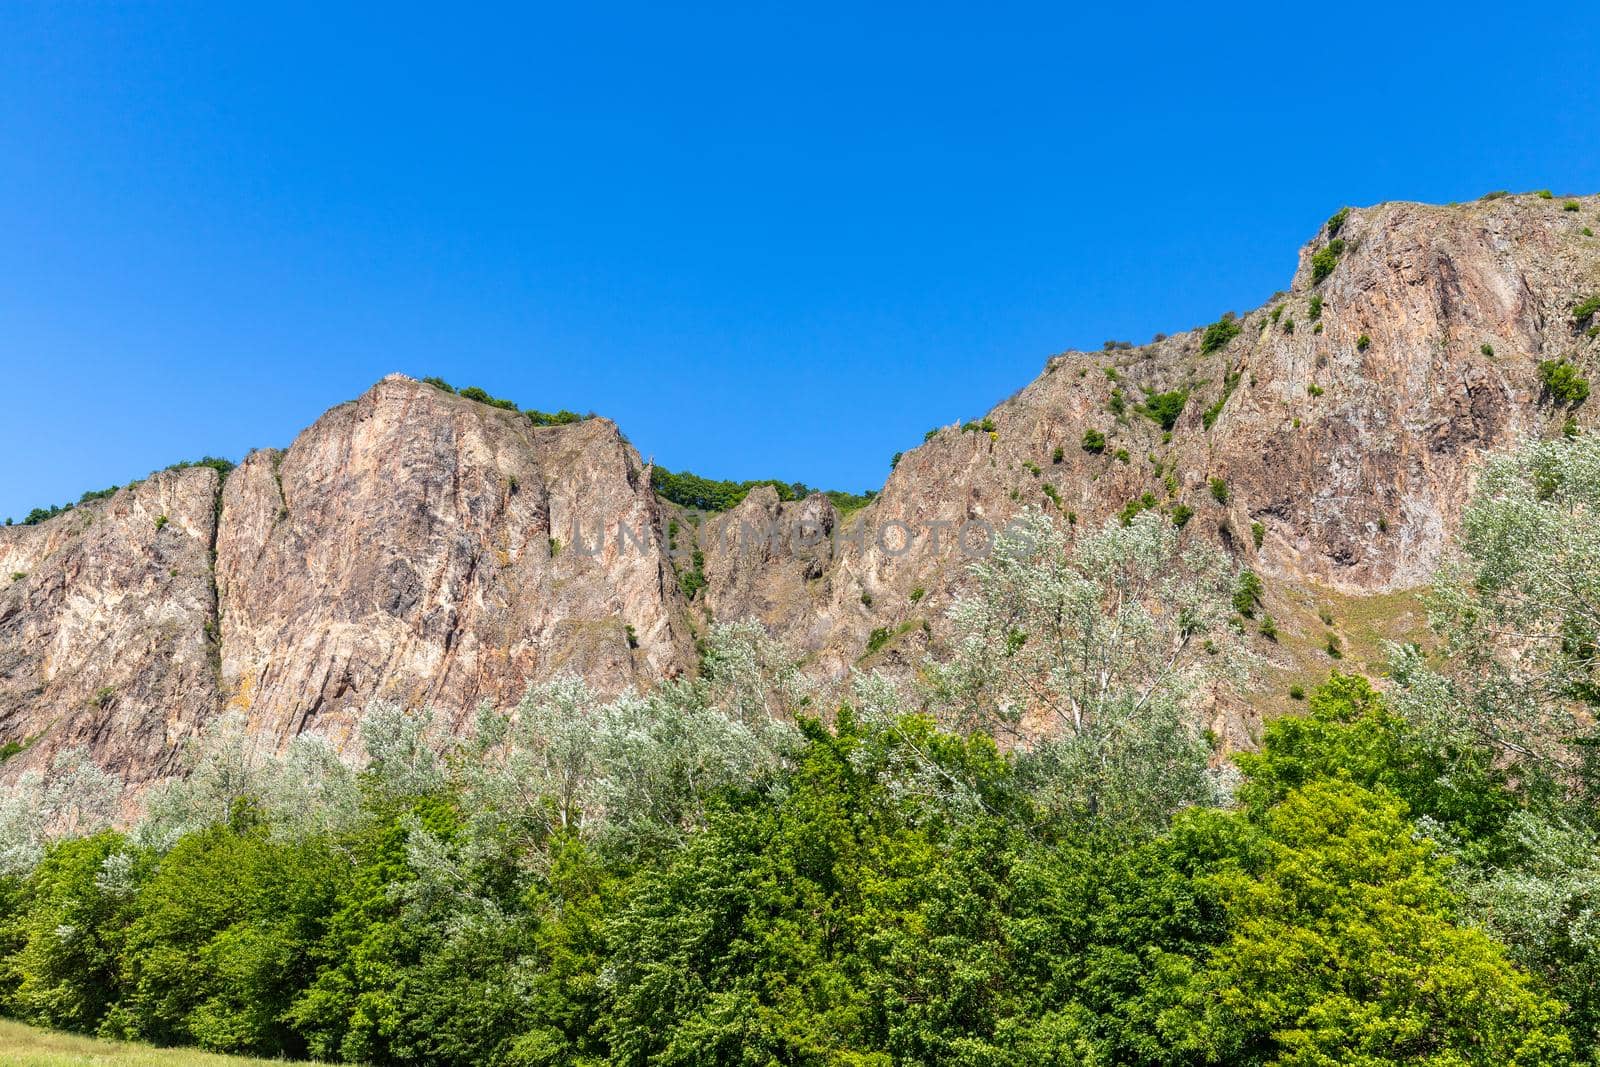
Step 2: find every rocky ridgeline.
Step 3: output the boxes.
[4,192,1599,788]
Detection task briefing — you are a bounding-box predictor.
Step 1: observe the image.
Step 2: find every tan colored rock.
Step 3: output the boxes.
[213,374,696,747]
[0,469,222,788]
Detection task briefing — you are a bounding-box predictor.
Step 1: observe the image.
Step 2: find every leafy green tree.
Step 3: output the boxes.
[113,814,345,1056]
[285,796,468,1064]
[1152,780,1571,1066]
[604,713,1019,1066]
[1236,673,1515,855]
[0,832,140,1033]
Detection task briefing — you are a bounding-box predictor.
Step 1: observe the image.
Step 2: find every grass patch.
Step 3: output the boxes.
[0,1019,330,1067]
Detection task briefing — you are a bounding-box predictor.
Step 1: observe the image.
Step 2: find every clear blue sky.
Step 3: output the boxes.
[3,2,1598,520]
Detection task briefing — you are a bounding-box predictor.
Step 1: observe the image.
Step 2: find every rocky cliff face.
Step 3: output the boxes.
[732,195,1600,715]
[214,378,696,751]
[0,470,222,785]
[3,192,1598,786]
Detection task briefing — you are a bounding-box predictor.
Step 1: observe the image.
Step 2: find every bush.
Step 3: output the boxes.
[890,451,902,471]
[1119,491,1159,525]
[1202,369,1242,430]
[1170,503,1195,527]
[1251,521,1265,549]
[1259,615,1278,641]
[456,385,519,411]
[1052,445,1065,464]
[165,456,236,479]
[1209,477,1229,504]
[21,504,68,526]
[1081,429,1107,454]
[1481,343,1495,357]
[526,409,587,426]
[678,550,708,598]
[1565,200,1582,212]
[1325,207,1350,237]
[1537,189,1555,199]
[1289,684,1306,699]
[1573,295,1600,322]
[865,627,891,654]
[1307,383,1325,397]
[1307,294,1323,322]
[1356,334,1372,352]
[1311,238,1346,285]
[1137,388,1190,431]
[1200,314,1243,355]
[1233,569,1264,616]
[652,468,875,513]
[1108,388,1127,417]
[1539,360,1591,405]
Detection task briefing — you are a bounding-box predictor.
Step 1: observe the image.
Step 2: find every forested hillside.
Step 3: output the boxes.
[5,433,1600,1064]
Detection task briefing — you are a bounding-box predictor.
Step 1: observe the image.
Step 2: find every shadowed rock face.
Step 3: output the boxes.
[3,193,1598,787]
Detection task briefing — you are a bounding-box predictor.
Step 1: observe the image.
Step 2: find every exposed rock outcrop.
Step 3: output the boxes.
[2,192,1597,787]
[0,470,223,785]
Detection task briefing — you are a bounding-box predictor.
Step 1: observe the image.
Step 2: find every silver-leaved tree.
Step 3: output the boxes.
[923,508,1248,828]
[1390,433,1600,772]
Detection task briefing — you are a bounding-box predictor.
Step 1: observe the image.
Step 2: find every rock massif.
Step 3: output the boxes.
[4,192,1599,786]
